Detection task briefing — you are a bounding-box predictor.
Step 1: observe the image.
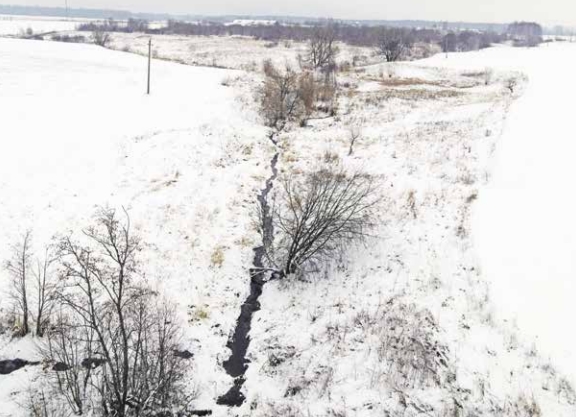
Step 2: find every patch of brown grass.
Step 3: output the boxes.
[378,77,444,87]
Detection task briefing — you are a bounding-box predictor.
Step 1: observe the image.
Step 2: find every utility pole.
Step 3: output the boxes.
[147,38,152,95]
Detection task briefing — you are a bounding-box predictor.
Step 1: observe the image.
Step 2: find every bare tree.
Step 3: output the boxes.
[92,29,111,47]
[376,28,414,62]
[6,231,33,336]
[43,208,188,417]
[33,248,58,337]
[303,24,339,71]
[262,168,379,278]
[348,118,364,156]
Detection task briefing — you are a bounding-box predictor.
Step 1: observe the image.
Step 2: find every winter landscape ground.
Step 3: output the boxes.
[0,14,575,417]
[0,15,89,35]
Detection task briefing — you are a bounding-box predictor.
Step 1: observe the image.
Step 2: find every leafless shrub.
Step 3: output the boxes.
[406,190,417,219]
[556,376,576,404]
[42,208,189,417]
[210,245,226,268]
[374,300,451,390]
[262,167,379,278]
[5,231,33,337]
[255,402,302,417]
[347,118,364,156]
[503,394,542,417]
[266,345,297,368]
[376,28,414,62]
[322,150,340,164]
[506,78,518,93]
[92,29,111,47]
[260,59,340,129]
[298,71,316,117]
[260,60,303,130]
[315,72,338,116]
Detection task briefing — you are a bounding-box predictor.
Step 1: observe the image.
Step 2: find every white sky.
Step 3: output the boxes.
[5,0,576,26]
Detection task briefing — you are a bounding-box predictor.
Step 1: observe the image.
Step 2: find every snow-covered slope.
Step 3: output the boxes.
[0,37,271,414]
[238,51,576,415]
[422,43,576,386]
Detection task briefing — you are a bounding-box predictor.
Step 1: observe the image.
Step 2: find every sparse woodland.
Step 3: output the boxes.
[4,210,192,417]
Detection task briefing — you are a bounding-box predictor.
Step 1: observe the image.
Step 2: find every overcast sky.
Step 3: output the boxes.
[7,0,576,25]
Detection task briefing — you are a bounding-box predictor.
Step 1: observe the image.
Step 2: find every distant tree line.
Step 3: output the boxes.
[78,17,151,34]
[78,19,543,56]
[77,19,460,50]
[441,31,506,52]
[441,22,542,52]
[507,21,543,47]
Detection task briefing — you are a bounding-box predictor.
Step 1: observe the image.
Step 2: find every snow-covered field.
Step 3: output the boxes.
[423,43,576,386]
[0,15,85,35]
[0,37,271,415]
[1,34,576,417]
[107,32,377,71]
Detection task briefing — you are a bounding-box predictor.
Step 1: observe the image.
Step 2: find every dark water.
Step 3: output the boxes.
[217,152,279,407]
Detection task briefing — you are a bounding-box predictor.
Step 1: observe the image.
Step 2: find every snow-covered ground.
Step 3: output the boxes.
[423,42,576,386]
[0,15,85,35]
[238,56,576,415]
[1,34,576,417]
[0,37,271,415]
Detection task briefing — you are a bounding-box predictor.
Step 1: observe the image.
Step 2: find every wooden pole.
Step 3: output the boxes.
[147,38,151,95]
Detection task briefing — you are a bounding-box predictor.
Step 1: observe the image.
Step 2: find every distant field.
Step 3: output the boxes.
[0,14,88,35]
[108,32,378,71]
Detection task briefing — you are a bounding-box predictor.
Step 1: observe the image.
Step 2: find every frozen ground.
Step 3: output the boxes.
[423,43,576,386]
[0,35,575,417]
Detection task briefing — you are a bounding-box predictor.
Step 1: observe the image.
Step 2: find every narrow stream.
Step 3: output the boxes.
[217,149,279,407]
[0,358,39,375]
